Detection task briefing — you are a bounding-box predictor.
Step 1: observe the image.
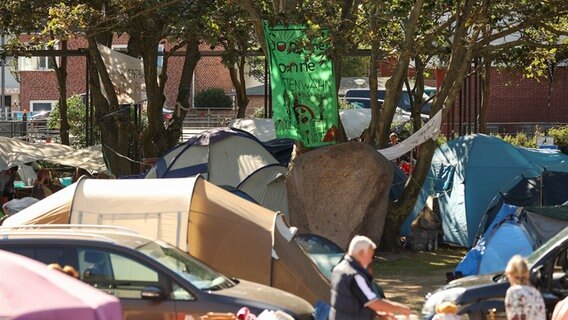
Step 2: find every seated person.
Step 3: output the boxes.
[31,169,62,199]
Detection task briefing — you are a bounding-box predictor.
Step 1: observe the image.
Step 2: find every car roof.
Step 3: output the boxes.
[0,225,157,250]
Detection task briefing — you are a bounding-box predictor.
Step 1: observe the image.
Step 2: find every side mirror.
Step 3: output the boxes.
[531,265,543,287]
[141,286,167,301]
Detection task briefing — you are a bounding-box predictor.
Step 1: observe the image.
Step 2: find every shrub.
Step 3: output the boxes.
[548,125,568,146]
[194,88,233,108]
[497,132,537,148]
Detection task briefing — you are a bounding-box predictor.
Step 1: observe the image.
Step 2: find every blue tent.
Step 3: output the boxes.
[455,203,568,276]
[401,134,568,247]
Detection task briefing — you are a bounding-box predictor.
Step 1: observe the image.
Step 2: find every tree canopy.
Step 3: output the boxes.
[1,0,567,246]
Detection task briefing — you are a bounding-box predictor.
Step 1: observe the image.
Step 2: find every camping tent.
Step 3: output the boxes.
[145,128,289,216]
[1,176,329,304]
[478,170,568,239]
[401,134,568,247]
[455,203,568,276]
[0,137,107,172]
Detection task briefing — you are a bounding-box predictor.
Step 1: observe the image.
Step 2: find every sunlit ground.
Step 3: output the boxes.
[373,247,466,313]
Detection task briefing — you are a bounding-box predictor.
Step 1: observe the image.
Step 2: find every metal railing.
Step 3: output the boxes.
[0,119,59,142]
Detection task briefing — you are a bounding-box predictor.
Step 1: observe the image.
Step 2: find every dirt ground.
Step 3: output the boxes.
[372,247,466,313]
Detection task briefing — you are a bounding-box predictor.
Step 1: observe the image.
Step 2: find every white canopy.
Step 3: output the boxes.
[231,109,410,142]
[0,137,107,172]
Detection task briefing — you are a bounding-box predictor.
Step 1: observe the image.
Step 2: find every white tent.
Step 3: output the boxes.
[145,128,288,215]
[237,164,289,216]
[0,137,107,172]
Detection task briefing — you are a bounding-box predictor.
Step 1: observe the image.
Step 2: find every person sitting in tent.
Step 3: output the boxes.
[31,169,61,200]
[0,166,19,205]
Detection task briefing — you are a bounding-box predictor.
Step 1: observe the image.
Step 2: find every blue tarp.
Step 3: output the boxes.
[401,134,568,247]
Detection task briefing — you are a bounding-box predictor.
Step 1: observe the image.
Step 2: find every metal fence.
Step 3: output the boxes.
[0,119,58,142]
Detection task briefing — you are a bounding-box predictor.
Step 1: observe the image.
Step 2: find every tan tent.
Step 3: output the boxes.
[2,176,330,304]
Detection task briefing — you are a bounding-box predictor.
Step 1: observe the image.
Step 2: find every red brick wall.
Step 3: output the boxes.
[487,68,568,124]
[19,37,88,111]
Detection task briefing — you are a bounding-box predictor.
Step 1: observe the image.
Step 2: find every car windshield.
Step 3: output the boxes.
[296,234,344,254]
[136,241,235,291]
[527,229,568,267]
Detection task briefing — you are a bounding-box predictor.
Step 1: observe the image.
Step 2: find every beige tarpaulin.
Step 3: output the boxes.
[0,137,107,172]
[2,176,330,304]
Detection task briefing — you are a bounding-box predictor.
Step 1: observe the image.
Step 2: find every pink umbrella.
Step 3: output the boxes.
[0,250,122,320]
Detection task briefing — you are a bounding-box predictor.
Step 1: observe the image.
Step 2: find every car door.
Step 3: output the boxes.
[76,247,178,320]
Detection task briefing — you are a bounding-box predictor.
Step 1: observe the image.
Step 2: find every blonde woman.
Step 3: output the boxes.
[504,255,546,320]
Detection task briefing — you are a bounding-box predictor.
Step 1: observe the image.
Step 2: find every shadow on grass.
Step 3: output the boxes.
[371,247,466,313]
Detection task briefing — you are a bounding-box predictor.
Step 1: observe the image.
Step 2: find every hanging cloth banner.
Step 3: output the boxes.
[263,23,339,147]
[378,109,443,160]
[97,43,147,105]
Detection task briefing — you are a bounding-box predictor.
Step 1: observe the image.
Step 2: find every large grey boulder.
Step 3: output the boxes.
[287,142,393,249]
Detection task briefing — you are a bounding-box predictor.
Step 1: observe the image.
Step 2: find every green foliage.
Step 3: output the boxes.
[194,88,233,108]
[341,56,370,77]
[496,132,537,148]
[252,106,265,118]
[48,95,87,147]
[548,125,568,146]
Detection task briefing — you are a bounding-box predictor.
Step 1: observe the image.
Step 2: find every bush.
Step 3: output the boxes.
[495,132,537,148]
[194,88,233,108]
[548,125,568,146]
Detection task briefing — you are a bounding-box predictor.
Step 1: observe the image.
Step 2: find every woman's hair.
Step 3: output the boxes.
[505,255,530,285]
[36,169,52,185]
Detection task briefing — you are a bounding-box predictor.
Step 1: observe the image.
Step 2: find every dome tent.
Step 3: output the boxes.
[145,127,289,216]
[402,134,568,247]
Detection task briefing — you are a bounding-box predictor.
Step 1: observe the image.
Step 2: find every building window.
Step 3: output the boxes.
[158,44,165,68]
[17,44,59,71]
[30,100,56,113]
[18,56,56,71]
[111,44,128,53]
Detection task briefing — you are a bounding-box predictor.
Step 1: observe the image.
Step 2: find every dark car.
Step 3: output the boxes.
[422,226,568,319]
[344,88,432,115]
[0,225,314,320]
[295,234,345,280]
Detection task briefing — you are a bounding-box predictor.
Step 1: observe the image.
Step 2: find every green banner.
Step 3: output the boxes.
[263,23,339,147]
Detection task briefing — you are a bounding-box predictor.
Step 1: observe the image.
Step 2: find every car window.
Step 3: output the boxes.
[78,248,161,299]
[136,241,234,291]
[9,246,65,266]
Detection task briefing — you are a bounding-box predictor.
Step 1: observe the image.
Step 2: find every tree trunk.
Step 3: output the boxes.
[376,0,425,149]
[87,35,134,176]
[52,40,70,146]
[139,34,169,159]
[365,2,382,146]
[479,59,491,133]
[380,0,483,250]
[165,37,201,147]
[229,55,250,118]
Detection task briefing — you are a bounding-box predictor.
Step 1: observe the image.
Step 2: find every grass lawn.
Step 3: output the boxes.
[372,247,466,313]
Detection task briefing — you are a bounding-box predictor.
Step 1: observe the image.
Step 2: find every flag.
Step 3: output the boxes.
[263,23,339,147]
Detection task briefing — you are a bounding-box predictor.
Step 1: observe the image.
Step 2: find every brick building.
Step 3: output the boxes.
[13,35,568,134]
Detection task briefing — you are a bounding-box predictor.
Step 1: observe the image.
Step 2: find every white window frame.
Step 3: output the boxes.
[111,44,128,53]
[158,44,165,68]
[30,100,57,113]
[17,43,60,71]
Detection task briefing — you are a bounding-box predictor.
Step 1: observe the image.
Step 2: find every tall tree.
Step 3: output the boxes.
[204,1,257,118]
